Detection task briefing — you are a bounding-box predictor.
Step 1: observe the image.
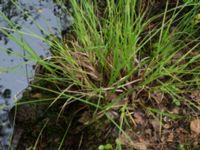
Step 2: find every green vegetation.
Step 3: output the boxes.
[1,0,200,149]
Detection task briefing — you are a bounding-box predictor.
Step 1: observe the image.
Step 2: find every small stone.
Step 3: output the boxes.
[190,119,200,134]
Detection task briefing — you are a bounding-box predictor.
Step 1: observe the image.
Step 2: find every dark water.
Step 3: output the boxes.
[0,0,71,149]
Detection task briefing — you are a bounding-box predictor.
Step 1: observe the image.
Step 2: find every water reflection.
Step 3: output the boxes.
[0,0,69,148]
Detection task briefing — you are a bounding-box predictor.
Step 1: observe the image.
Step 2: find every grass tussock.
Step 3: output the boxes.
[46,0,200,109]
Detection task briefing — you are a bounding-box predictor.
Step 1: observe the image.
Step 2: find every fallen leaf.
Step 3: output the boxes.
[190,119,200,134]
[130,142,147,150]
[167,132,174,142]
[191,92,200,105]
[134,112,145,125]
[161,136,165,142]
[117,132,148,150]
